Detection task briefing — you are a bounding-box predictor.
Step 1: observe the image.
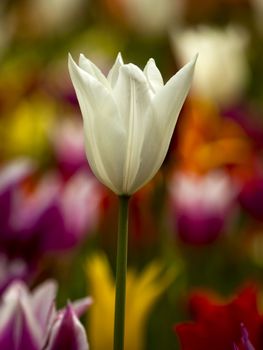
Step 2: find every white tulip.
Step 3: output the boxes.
[171,26,248,104]
[68,53,196,195]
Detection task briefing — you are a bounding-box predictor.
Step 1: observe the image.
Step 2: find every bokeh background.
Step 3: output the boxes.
[1,0,263,349]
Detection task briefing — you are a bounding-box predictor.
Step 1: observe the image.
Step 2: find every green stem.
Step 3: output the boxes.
[114,195,130,350]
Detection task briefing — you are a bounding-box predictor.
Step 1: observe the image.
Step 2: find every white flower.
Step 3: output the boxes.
[170,171,238,215]
[68,53,196,195]
[171,26,248,104]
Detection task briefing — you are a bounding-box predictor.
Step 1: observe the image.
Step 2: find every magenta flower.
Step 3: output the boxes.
[11,170,101,252]
[0,159,102,293]
[169,171,238,245]
[0,279,91,349]
[0,159,101,261]
[0,158,34,235]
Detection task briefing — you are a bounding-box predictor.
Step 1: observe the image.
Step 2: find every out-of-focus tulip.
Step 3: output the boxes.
[171,26,248,105]
[0,160,102,262]
[176,101,252,173]
[174,286,262,350]
[169,171,238,244]
[86,254,174,350]
[0,158,34,234]
[2,97,56,159]
[11,171,102,253]
[0,279,91,349]
[50,117,87,178]
[68,53,196,195]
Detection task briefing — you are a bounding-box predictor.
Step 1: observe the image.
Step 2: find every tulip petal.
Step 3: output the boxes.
[17,299,43,350]
[32,280,58,333]
[112,63,152,193]
[0,283,42,350]
[70,297,93,318]
[47,304,89,350]
[79,54,110,89]
[143,58,164,94]
[0,159,34,236]
[0,159,34,194]
[132,56,197,191]
[107,53,124,88]
[69,54,126,194]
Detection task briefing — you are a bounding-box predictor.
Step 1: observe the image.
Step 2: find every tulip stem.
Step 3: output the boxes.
[114,195,130,350]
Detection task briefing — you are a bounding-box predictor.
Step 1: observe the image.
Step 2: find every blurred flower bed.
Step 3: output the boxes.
[1,0,263,349]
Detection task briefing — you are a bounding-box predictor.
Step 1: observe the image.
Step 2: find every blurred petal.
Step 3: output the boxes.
[31,280,58,333]
[0,282,42,350]
[0,159,34,194]
[47,304,89,350]
[70,298,93,318]
[86,254,173,350]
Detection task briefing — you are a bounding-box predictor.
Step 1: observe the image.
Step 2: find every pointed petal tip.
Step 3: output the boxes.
[79,53,84,62]
[116,52,124,65]
[144,57,157,70]
[176,53,198,80]
[68,53,77,69]
[84,296,93,307]
[186,53,198,69]
[79,53,90,66]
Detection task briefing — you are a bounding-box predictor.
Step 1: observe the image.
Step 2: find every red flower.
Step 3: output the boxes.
[174,287,263,350]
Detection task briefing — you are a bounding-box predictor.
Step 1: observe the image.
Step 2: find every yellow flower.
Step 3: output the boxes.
[2,96,55,159]
[86,254,175,350]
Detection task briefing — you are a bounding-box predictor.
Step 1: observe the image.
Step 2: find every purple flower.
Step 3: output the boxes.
[169,171,238,245]
[0,279,91,350]
[0,159,102,293]
[0,158,34,235]
[0,160,102,261]
[11,170,101,252]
